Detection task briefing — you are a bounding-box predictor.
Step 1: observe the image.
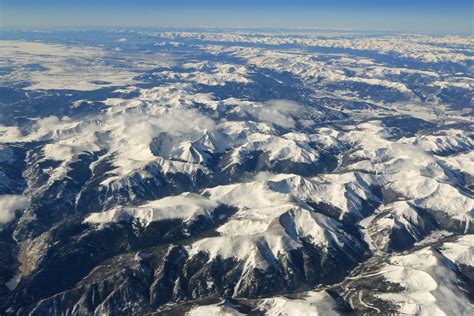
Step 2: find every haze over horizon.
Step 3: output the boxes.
[1,0,473,34]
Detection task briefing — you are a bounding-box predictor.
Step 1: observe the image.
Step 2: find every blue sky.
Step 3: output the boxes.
[1,0,473,34]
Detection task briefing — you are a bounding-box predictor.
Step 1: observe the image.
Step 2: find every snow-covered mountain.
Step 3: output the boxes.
[0,29,472,315]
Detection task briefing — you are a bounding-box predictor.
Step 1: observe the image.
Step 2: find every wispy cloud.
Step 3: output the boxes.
[0,195,30,225]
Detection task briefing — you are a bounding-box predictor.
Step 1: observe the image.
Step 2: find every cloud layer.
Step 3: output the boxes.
[0,195,30,225]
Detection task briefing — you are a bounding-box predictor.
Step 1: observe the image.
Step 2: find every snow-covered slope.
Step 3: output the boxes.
[85,193,220,226]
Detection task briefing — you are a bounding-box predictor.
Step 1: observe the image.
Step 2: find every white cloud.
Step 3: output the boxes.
[35,115,61,129]
[115,107,216,145]
[252,99,304,128]
[0,195,30,225]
